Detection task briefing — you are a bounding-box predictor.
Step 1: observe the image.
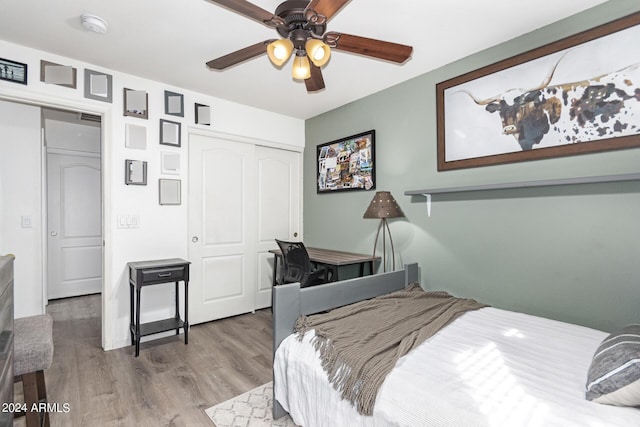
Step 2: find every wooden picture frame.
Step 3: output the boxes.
[123,88,148,119]
[159,119,181,147]
[317,130,375,193]
[164,90,184,117]
[0,58,27,85]
[437,12,640,171]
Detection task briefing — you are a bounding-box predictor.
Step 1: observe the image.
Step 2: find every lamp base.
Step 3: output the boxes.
[372,218,396,273]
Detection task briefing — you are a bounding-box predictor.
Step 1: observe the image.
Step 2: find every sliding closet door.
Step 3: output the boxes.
[188,134,257,324]
[188,134,302,323]
[254,146,301,309]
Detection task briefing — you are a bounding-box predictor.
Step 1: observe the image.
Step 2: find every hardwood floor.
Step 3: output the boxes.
[14,294,273,426]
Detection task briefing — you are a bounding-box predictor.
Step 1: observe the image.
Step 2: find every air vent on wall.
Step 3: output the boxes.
[80,113,101,123]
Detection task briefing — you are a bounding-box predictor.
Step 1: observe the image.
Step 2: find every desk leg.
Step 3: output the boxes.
[135,287,142,357]
[184,280,189,345]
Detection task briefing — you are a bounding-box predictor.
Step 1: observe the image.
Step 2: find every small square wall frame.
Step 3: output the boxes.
[160,119,181,147]
[124,88,148,119]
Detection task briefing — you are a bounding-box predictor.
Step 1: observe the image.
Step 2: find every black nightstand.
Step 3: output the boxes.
[128,258,191,357]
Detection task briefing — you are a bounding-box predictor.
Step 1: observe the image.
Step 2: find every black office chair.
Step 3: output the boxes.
[275,239,330,288]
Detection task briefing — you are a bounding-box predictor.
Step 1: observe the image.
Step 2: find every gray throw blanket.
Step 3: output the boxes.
[294,284,488,415]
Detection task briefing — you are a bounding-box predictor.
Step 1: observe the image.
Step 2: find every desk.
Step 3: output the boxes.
[269,247,379,287]
[128,258,190,357]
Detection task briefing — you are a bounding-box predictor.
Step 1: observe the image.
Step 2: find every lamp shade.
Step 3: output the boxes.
[363,191,405,219]
[267,39,294,67]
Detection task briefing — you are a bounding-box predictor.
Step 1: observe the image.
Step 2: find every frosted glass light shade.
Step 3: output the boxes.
[306,39,331,67]
[267,39,294,67]
[292,55,311,80]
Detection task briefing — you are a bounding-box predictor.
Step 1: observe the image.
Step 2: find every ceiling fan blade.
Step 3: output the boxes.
[326,32,413,63]
[206,40,275,69]
[305,63,325,92]
[206,0,284,27]
[306,0,351,20]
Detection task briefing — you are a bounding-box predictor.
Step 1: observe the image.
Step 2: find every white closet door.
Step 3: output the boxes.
[255,146,301,310]
[188,134,257,324]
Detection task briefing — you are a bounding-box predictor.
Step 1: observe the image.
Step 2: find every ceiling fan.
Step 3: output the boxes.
[205,0,413,92]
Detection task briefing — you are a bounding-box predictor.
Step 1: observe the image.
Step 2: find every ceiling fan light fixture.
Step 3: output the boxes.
[292,53,311,80]
[267,39,294,67]
[305,39,331,67]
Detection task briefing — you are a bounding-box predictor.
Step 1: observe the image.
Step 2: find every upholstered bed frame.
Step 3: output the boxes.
[271,263,419,419]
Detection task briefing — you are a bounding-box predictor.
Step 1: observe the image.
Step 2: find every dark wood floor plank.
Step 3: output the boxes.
[14,294,274,426]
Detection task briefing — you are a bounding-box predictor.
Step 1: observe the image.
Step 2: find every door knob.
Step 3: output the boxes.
[50,231,58,237]
[293,232,298,237]
[192,236,199,243]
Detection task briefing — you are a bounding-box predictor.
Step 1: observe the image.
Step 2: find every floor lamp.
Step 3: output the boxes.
[363,191,405,272]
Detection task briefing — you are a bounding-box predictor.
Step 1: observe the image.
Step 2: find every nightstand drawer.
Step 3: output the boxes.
[141,266,186,284]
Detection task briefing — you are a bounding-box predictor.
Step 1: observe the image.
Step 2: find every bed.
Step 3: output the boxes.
[272,263,640,426]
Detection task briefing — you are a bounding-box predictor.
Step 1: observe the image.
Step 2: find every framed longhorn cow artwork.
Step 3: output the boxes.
[436,12,640,171]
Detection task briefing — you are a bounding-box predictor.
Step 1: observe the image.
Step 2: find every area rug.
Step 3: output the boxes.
[205,382,298,427]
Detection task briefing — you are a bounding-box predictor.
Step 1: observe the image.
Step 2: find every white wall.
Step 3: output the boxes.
[0,40,305,350]
[0,101,43,318]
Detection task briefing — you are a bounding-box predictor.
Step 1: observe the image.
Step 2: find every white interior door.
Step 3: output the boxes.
[47,152,102,299]
[189,134,257,324]
[255,146,301,309]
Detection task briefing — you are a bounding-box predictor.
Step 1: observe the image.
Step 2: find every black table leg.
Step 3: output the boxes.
[129,283,135,346]
[135,287,142,357]
[184,281,189,345]
[174,281,180,336]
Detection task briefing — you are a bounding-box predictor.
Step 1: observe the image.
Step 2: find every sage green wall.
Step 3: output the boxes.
[304,0,640,332]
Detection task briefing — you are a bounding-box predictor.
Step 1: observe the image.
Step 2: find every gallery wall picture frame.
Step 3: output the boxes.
[159,179,181,205]
[40,60,76,88]
[159,119,181,147]
[125,124,147,150]
[164,90,184,117]
[437,12,640,171]
[317,130,375,193]
[0,58,27,85]
[84,69,112,103]
[161,152,180,175]
[195,103,211,125]
[123,88,148,119]
[125,159,147,185]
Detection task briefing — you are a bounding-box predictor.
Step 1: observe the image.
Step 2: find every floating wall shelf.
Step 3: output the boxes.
[405,173,640,196]
[405,173,640,216]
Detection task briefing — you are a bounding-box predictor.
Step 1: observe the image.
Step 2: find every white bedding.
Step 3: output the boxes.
[274,307,640,427]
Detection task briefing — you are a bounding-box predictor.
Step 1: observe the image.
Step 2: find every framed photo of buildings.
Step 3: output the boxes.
[317,130,375,193]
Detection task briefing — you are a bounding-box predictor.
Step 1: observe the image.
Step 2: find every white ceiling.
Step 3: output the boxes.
[0,0,608,119]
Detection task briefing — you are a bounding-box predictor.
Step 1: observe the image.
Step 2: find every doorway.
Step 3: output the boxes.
[43,108,102,301]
